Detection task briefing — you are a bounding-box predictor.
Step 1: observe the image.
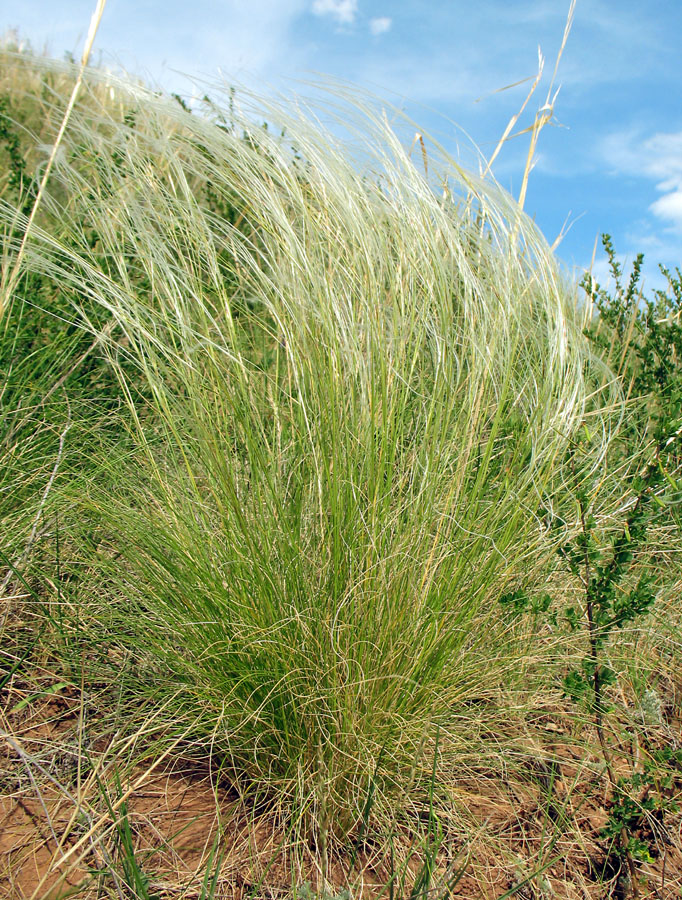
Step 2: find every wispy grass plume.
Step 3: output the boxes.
[1,54,620,843]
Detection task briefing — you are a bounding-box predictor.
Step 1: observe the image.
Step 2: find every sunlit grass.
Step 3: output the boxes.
[1,48,626,851]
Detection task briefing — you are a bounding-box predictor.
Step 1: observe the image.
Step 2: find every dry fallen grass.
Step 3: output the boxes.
[3,639,682,900]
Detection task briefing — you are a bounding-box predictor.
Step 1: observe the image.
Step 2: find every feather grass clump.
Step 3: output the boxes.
[1,52,619,841]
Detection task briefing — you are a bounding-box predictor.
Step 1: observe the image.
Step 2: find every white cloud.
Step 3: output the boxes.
[369,16,392,36]
[311,0,358,25]
[37,0,313,93]
[602,130,682,233]
[650,190,682,229]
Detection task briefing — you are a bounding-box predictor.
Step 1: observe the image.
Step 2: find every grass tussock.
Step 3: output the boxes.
[1,43,681,899]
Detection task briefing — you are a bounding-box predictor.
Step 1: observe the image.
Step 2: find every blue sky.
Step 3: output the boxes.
[5,0,682,291]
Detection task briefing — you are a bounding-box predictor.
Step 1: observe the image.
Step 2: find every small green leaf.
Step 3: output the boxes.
[11,681,70,714]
